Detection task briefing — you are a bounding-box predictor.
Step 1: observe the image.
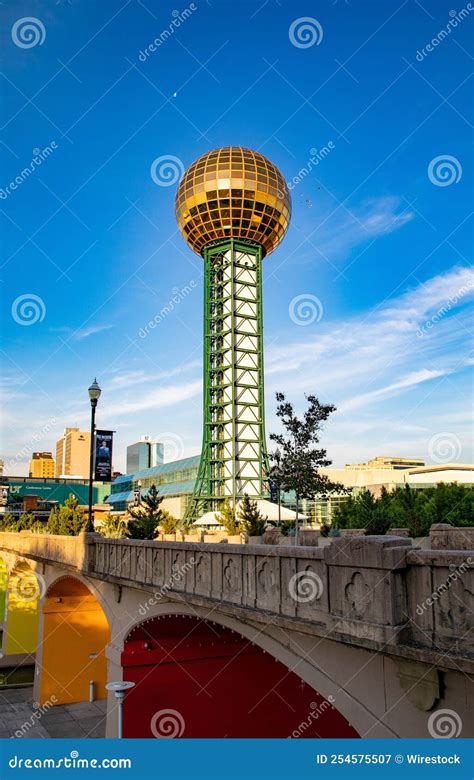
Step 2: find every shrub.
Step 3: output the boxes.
[98,515,127,539]
[215,498,241,535]
[159,512,179,535]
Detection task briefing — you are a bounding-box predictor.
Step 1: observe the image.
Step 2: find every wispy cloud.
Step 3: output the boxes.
[314,196,415,260]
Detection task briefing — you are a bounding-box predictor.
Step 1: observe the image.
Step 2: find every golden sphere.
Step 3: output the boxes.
[175,146,291,256]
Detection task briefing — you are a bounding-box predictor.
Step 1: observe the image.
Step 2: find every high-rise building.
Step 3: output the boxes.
[175,147,291,520]
[28,452,55,478]
[55,428,91,478]
[126,436,164,474]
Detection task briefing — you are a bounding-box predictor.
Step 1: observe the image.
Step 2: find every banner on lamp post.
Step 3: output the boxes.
[94,430,114,482]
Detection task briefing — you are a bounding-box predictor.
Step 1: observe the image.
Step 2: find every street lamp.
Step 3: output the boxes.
[105,681,135,738]
[87,378,101,533]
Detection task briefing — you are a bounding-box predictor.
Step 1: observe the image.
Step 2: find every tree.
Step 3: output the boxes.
[238,494,267,537]
[47,495,86,536]
[269,392,341,544]
[215,498,241,535]
[127,484,166,540]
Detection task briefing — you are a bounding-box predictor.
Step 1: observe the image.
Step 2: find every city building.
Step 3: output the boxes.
[55,428,90,479]
[108,456,199,517]
[1,475,111,511]
[344,455,425,471]
[126,436,164,474]
[28,452,55,478]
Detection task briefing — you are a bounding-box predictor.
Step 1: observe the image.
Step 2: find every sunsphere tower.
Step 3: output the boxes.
[175,147,291,520]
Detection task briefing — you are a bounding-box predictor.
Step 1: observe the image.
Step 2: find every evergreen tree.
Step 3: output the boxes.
[269,392,341,544]
[237,494,267,536]
[47,495,86,536]
[127,484,166,540]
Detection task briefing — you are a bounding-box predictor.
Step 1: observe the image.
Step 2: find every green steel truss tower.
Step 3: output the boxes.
[175,147,291,522]
[187,239,269,519]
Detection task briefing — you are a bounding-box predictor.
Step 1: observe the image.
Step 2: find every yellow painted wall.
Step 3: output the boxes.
[0,558,7,623]
[4,565,39,655]
[40,578,110,706]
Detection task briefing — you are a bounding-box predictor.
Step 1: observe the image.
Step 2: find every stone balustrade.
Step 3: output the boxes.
[0,530,472,669]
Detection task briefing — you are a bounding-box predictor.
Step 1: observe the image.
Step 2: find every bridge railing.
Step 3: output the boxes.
[0,531,472,663]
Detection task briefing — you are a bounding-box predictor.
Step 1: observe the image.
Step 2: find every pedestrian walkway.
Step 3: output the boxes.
[0,687,106,738]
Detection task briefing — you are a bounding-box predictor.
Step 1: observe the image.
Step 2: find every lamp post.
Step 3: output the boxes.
[105,681,135,738]
[87,378,101,533]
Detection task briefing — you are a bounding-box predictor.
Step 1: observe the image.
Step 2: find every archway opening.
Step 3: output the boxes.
[121,615,359,738]
[39,577,110,706]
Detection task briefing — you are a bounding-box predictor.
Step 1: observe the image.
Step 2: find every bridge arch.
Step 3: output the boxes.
[38,575,111,706]
[120,608,362,738]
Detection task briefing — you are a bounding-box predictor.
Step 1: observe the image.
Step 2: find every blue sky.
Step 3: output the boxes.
[1,0,472,475]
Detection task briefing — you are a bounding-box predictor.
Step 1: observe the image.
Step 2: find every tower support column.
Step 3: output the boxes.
[186,239,269,520]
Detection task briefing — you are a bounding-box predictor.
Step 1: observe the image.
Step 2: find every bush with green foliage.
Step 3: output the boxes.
[98,515,128,539]
[332,483,474,537]
[215,498,241,535]
[280,519,296,537]
[238,494,267,537]
[159,511,179,535]
[47,495,86,536]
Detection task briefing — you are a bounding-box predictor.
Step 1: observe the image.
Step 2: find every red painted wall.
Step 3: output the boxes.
[121,616,359,738]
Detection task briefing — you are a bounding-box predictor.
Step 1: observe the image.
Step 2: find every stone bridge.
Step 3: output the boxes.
[0,530,471,739]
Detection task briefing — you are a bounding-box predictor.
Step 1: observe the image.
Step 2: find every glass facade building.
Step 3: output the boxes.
[126,437,164,474]
[108,455,201,514]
